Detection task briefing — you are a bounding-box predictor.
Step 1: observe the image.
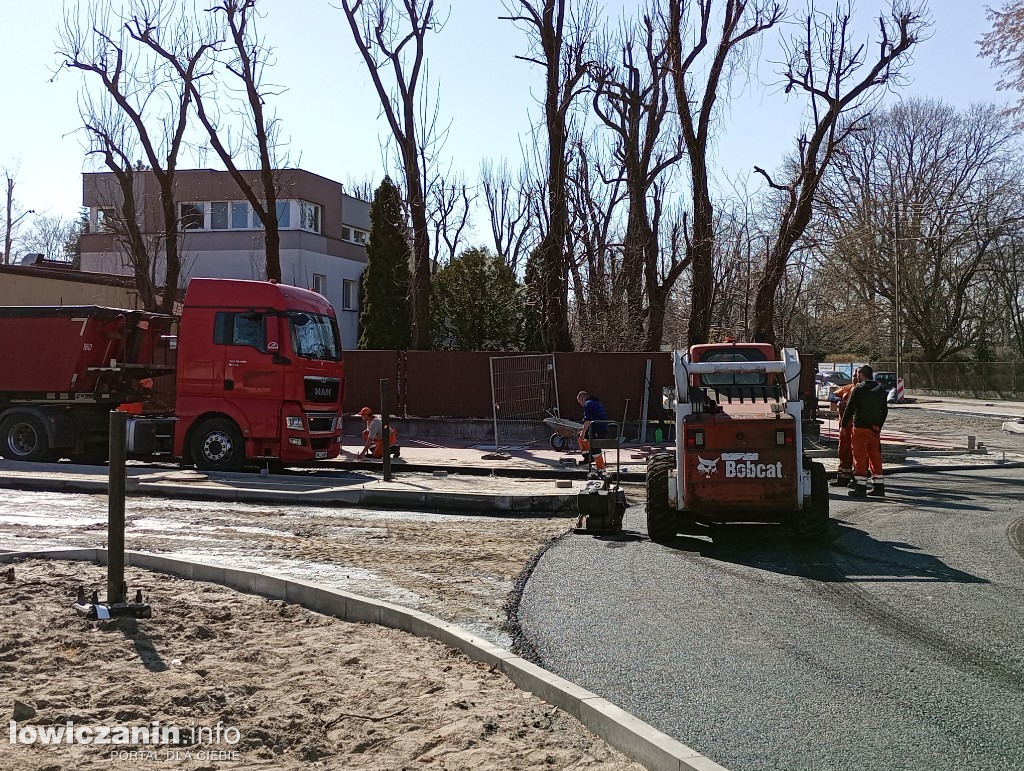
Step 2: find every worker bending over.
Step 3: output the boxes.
[356,406,400,460]
[577,390,608,475]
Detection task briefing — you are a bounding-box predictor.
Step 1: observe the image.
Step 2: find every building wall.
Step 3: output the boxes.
[0,270,139,309]
[80,169,372,349]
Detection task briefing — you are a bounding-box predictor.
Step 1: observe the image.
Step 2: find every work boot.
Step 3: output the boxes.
[848,484,868,499]
[390,446,401,458]
[830,475,852,488]
[848,478,858,489]
[867,483,885,497]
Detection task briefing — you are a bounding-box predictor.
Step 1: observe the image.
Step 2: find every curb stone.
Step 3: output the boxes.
[0,548,728,771]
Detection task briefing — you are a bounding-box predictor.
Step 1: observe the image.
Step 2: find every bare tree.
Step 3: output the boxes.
[665,0,783,346]
[979,1,1024,130]
[428,171,475,269]
[817,99,1019,360]
[341,0,440,350]
[749,1,925,344]
[591,7,684,349]
[481,158,534,272]
[136,0,287,282]
[2,167,34,266]
[22,214,81,263]
[503,0,596,352]
[58,0,212,312]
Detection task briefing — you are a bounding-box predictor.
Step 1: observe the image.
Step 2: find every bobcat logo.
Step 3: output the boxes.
[696,456,719,477]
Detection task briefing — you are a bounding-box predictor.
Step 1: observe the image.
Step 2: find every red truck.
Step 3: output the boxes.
[0,278,345,470]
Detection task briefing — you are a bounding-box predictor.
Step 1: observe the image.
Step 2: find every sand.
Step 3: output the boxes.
[2,559,643,771]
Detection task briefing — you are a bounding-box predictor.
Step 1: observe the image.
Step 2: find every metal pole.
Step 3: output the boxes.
[380,378,392,483]
[893,208,901,385]
[489,357,500,451]
[107,410,127,605]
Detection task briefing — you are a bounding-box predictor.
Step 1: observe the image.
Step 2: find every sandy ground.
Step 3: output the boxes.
[3,560,643,771]
[0,492,575,646]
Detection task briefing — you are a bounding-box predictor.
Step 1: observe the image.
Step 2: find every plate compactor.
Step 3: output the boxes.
[574,421,626,535]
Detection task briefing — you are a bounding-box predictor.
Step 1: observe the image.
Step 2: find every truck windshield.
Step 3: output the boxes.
[288,312,341,361]
[700,348,767,386]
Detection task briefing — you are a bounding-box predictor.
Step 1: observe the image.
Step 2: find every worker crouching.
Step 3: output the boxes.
[356,407,400,460]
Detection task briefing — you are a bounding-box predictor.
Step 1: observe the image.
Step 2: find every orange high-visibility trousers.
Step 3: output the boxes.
[851,426,883,483]
[362,427,397,459]
[578,436,605,470]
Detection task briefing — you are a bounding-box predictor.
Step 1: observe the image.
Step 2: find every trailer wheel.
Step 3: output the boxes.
[549,433,569,452]
[795,460,829,540]
[0,413,53,462]
[646,451,677,542]
[191,418,245,471]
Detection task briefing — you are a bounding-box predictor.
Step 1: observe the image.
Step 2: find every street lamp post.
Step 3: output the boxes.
[892,208,901,385]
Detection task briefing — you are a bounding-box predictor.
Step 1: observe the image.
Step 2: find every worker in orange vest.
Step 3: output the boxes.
[356,407,400,460]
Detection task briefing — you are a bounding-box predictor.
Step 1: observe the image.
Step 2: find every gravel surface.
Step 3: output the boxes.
[517,467,1024,771]
[879,404,1024,454]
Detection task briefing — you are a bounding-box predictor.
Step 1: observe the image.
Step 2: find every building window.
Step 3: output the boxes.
[299,201,321,233]
[96,208,117,233]
[231,201,250,229]
[311,273,326,295]
[180,202,205,230]
[341,226,352,241]
[353,229,368,245]
[342,279,358,311]
[210,201,229,230]
[276,200,291,228]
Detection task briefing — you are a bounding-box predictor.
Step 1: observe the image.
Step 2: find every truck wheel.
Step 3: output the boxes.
[646,451,677,542]
[795,460,829,540]
[0,413,53,462]
[191,418,245,471]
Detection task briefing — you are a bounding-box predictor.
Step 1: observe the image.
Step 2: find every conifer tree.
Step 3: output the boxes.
[358,177,412,349]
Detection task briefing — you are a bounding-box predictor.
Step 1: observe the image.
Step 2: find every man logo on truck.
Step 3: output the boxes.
[697,453,784,479]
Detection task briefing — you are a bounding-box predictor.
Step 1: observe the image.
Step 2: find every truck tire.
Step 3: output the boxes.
[795,460,829,540]
[646,451,677,542]
[191,418,245,471]
[0,413,54,462]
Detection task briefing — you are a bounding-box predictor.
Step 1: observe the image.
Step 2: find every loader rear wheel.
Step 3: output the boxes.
[646,451,677,542]
[191,418,245,471]
[0,413,54,462]
[795,460,829,540]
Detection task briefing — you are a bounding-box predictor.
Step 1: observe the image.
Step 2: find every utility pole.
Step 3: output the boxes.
[893,208,901,384]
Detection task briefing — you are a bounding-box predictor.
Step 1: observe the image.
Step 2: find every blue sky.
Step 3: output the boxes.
[0,1,1008,237]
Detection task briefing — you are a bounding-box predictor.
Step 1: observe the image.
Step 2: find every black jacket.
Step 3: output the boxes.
[841,380,889,429]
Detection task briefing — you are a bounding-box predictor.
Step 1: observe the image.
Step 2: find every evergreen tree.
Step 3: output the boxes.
[431,247,527,350]
[359,177,412,349]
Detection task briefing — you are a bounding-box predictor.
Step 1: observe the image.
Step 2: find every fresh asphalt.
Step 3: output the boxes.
[517,467,1024,771]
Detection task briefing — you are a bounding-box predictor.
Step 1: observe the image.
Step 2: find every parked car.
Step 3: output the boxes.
[815,371,852,401]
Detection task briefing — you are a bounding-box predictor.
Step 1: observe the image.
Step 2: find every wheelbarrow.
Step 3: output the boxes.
[543,414,583,452]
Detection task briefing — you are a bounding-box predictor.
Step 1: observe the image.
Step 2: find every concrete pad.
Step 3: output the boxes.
[580,697,711,771]
[499,656,598,720]
[1002,420,1024,435]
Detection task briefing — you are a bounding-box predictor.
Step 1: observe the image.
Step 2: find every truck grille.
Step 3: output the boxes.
[307,414,336,433]
[304,377,340,404]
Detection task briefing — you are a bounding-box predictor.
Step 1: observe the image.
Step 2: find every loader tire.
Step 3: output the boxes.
[646,451,677,543]
[795,460,829,540]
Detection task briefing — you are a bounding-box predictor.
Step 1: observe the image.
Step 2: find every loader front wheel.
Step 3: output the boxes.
[646,451,677,542]
[795,460,829,540]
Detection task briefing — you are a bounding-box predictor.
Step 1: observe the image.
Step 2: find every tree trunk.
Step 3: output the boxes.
[688,167,714,345]
[158,192,180,314]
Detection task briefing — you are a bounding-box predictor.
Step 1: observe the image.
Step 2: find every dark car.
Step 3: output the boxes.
[874,371,898,391]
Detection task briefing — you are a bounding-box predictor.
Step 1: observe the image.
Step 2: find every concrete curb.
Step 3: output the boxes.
[0,548,727,771]
[0,472,578,516]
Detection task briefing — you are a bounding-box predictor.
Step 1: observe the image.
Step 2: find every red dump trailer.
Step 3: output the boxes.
[0,278,345,470]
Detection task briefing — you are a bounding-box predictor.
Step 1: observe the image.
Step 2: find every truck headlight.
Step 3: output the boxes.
[285,416,304,431]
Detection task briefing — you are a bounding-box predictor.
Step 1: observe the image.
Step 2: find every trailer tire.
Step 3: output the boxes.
[795,460,829,540]
[646,451,677,542]
[0,413,54,462]
[191,418,245,471]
